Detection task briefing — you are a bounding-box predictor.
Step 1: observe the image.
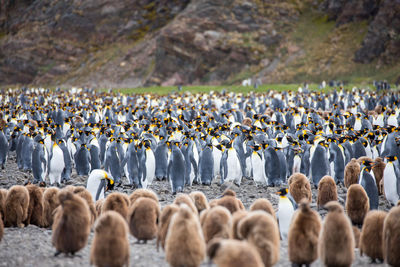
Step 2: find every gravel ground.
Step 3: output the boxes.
[0,152,392,266]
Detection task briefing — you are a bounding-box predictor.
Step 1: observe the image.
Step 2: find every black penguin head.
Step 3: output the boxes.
[386,156,397,162]
[276,188,288,197]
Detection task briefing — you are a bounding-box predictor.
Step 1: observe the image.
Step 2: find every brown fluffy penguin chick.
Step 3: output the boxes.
[101,192,130,220]
[231,210,248,240]
[157,204,180,251]
[383,205,400,266]
[173,193,198,215]
[0,188,7,220]
[250,198,276,219]
[288,173,312,203]
[344,158,360,188]
[372,157,386,195]
[210,189,244,214]
[52,190,91,256]
[319,201,355,267]
[352,226,360,248]
[95,199,104,218]
[317,176,338,209]
[24,184,44,227]
[189,191,210,213]
[207,238,264,267]
[165,204,206,267]
[200,206,232,244]
[72,186,97,226]
[42,187,60,228]
[128,197,160,243]
[345,184,370,226]
[4,185,29,227]
[90,211,130,267]
[238,211,280,267]
[288,199,321,267]
[359,210,387,262]
[129,188,158,206]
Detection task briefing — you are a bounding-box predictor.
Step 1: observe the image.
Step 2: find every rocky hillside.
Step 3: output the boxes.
[0,0,399,87]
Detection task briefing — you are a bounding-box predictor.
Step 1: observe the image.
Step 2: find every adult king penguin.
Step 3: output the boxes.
[359,159,379,210]
[86,169,114,202]
[276,188,296,240]
[383,156,400,206]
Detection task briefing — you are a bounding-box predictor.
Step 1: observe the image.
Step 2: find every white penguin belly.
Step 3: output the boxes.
[384,164,399,205]
[278,197,294,240]
[293,155,301,174]
[226,150,242,184]
[144,150,156,187]
[245,156,252,177]
[330,162,335,178]
[213,149,222,177]
[87,170,106,201]
[251,154,266,185]
[49,150,64,184]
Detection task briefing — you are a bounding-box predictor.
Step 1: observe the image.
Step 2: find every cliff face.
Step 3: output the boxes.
[0,0,399,87]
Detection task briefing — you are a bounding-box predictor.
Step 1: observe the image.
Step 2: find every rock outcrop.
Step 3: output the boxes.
[0,0,399,87]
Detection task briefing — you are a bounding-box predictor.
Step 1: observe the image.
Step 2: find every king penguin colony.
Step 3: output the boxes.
[0,86,399,266]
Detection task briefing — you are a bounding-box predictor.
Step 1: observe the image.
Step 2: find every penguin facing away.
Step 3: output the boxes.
[167,141,186,194]
[359,159,379,210]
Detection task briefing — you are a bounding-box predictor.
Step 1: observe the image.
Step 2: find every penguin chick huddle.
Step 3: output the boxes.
[2,184,400,267]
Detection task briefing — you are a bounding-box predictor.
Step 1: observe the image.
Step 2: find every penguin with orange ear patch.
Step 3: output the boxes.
[4,185,30,228]
[276,188,296,240]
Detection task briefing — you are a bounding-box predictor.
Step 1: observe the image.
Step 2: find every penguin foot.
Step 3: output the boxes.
[39,181,46,187]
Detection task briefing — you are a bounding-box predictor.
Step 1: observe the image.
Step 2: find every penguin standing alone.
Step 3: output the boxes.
[167,141,186,194]
[276,188,296,240]
[48,140,65,187]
